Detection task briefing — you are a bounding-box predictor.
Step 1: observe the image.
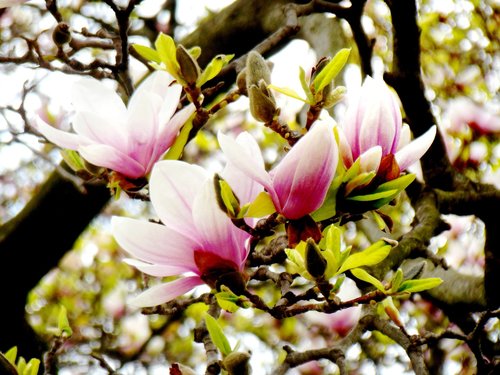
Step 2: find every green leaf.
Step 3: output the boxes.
[311,183,337,221]
[298,66,314,104]
[397,278,443,293]
[61,149,86,172]
[24,359,40,375]
[372,211,387,231]
[312,48,351,92]
[347,189,398,202]
[241,191,276,218]
[188,46,202,59]
[215,286,251,313]
[132,44,161,63]
[351,268,386,292]
[344,171,376,196]
[4,347,17,365]
[197,54,234,87]
[16,357,26,374]
[205,314,232,356]
[323,86,346,108]
[337,241,391,274]
[155,33,180,77]
[390,269,404,292]
[267,84,309,103]
[58,305,72,338]
[375,173,416,193]
[164,120,193,160]
[219,178,240,217]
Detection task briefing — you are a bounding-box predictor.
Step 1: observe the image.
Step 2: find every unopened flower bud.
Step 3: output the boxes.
[176,44,200,85]
[305,238,327,278]
[52,22,71,46]
[246,50,272,88]
[236,68,248,95]
[248,84,277,123]
[221,351,251,375]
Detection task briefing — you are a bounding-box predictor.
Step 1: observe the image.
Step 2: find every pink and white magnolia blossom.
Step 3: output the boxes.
[34,71,195,179]
[339,76,436,175]
[446,97,500,135]
[112,160,258,307]
[218,121,338,220]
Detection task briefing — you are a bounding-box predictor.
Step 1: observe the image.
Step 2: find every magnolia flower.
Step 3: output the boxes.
[339,76,436,174]
[112,160,254,307]
[446,97,500,135]
[218,121,337,220]
[34,71,195,179]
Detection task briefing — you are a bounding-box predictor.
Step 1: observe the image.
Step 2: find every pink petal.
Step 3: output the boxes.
[78,144,145,178]
[272,121,337,219]
[149,160,208,238]
[34,117,85,150]
[337,127,354,168]
[71,78,127,123]
[128,276,204,307]
[112,216,200,273]
[395,125,437,171]
[147,104,196,173]
[192,179,249,268]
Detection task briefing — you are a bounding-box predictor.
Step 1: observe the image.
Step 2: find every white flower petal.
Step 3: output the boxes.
[123,258,189,277]
[71,78,127,123]
[34,117,85,150]
[128,276,203,307]
[149,160,208,237]
[73,111,127,150]
[358,146,382,173]
[218,131,273,192]
[395,125,437,171]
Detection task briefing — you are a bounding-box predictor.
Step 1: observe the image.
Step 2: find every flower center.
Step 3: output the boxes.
[193,251,246,293]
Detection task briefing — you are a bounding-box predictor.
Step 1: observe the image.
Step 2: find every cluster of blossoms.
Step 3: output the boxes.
[35,71,436,306]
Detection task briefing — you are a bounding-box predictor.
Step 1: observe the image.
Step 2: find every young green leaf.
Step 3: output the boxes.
[24,358,40,375]
[351,268,386,292]
[374,173,416,193]
[337,241,391,274]
[197,54,234,87]
[164,120,193,160]
[155,33,180,78]
[4,346,17,365]
[347,189,399,202]
[205,314,232,357]
[397,278,443,293]
[298,66,314,104]
[390,269,404,292]
[219,178,240,217]
[0,351,17,375]
[344,171,376,196]
[267,84,309,103]
[312,48,351,92]
[58,305,72,338]
[241,191,276,218]
[132,44,161,63]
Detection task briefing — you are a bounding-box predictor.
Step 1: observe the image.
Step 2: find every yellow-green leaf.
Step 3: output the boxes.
[197,54,234,87]
[268,84,309,103]
[298,66,314,104]
[313,48,351,92]
[164,120,193,160]
[24,358,40,375]
[241,191,276,218]
[205,314,232,357]
[337,241,391,274]
[351,268,386,292]
[375,173,416,193]
[132,44,161,63]
[58,305,72,338]
[155,33,180,77]
[347,189,398,202]
[397,278,443,293]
